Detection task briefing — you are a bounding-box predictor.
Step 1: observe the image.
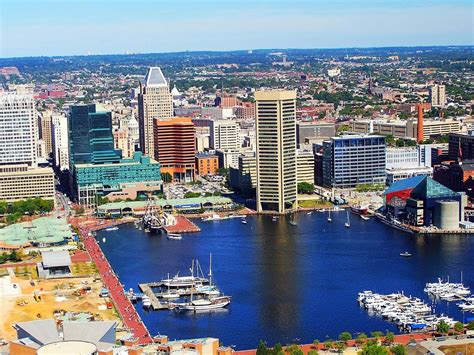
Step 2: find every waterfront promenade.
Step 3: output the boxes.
[78,222,153,344]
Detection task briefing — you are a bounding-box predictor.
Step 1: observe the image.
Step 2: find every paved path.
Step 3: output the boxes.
[80,226,153,344]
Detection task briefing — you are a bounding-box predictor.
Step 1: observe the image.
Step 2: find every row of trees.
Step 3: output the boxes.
[0,250,22,264]
[0,198,54,216]
[256,330,408,355]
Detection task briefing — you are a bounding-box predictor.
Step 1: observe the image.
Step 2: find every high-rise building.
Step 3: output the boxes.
[113,129,131,158]
[51,114,69,171]
[210,120,240,150]
[38,112,53,158]
[0,164,54,202]
[429,84,446,107]
[138,67,173,156]
[297,149,315,184]
[0,93,38,167]
[255,90,297,213]
[322,135,386,188]
[68,104,121,167]
[153,117,196,182]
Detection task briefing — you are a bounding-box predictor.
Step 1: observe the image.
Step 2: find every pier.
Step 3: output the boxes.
[138,283,169,310]
[164,215,200,233]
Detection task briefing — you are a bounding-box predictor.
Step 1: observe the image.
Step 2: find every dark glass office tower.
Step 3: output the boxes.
[68,104,121,166]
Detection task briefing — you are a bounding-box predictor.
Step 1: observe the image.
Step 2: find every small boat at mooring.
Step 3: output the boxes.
[167,233,182,240]
[400,252,412,257]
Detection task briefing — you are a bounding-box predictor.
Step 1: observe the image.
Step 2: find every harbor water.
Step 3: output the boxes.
[97,212,474,349]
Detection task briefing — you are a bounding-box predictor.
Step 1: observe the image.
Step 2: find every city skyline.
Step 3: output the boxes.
[1,0,473,58]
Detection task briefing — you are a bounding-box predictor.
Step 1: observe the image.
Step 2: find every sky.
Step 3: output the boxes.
[0,0,473,58]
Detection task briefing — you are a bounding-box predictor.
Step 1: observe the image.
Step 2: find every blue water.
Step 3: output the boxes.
[98,212,474,349]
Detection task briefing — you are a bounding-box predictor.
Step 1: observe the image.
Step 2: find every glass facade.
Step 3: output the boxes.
[68,104,121,166]
[322,136,386,188]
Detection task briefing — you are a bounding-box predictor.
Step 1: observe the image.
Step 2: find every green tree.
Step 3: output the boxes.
[312,339,320,349]
[272,343,282,355]
[184,192,201,198]
[467,321,474,330]
[0,200,7,215]
[384,332,394,345]
[453,321,464,333]
[162,172,172,183]
[339,332,352,343]
[297,182,315,195]
[256,340,268,355]
[356,333,368,346]
[307,350,318,355]
[436,320,450,334]
[358,340,389,355]
[323,340,333,350]
[390,344,407,355]
[371,331,384,340]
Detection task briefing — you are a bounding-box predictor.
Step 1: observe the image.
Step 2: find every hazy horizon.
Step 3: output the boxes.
[1,0,473,58]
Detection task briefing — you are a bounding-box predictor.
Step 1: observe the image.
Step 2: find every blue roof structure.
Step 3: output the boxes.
[385,175,426,194]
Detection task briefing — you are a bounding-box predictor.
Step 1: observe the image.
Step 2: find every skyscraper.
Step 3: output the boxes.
[51,114,69,171]
[255,90,297,213]
[138,67,173,156]
[429,84,446,107]
[68,104,121,167]
[0,93,38,167]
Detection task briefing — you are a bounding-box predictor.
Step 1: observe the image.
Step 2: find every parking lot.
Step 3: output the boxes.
[165,175,231,200]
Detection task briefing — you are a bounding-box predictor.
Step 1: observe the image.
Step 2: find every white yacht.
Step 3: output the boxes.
[167,233,182,240]
[174,295,231,311]
[142,295,152,308]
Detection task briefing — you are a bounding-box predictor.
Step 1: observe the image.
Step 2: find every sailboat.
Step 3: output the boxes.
[161,273,180,299]
[289,212,297,226]
[174,254,231,312]
[345,211,351,228]
[327,210,332,222]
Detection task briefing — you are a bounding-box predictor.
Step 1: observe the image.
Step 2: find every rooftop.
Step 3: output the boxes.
[41,250,72,268]
[0,217,73,247]
[144,67,168,87]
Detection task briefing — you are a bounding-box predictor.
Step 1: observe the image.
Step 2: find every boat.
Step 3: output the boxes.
[350,205,369,216]
[345,211,350,228]
[241,218,247,224]
[105,226,118,232]
[167,233,182,240]
[289,212,297,226]
[161,273,181,299]
[400,252,412,257]
[102,237,106,243]
[360,215,370,221]
[161,260,209,287]
[142,295,152,308]
[201,214,227,221]
[327,210,332,222]
[306,211,312,215]
[173,295,231,311]
[272,216,278,222]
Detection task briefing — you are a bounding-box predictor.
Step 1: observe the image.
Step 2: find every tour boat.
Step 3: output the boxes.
[202,214,227,221]
[400,252,412,257]
[241,218,247,224]
[174,296,231,311]
[360,215,370,221]
[167,233,182,240]
[161,273,180,299]
[102,237,106,243]
[105,226,119,231]
[161,260,209,287]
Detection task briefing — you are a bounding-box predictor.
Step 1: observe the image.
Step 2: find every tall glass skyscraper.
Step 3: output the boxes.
[68,104,121,167]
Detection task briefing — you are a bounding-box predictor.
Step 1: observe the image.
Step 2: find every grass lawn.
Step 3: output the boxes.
[298,199,333,208]
[71,262,98,276]
[13,265,38,279]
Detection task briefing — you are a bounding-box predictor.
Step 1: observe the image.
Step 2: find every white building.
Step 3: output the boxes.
[201,107,234,120]
[255,90,297,213]
[429,84,446,107]
[216,149,242,169]
[51,114,70,171]
[386,145,432,170]
[327,68,341,77]
[0,93,38,167]
[386,166,433,186]
[138,67,173,156]
[210,119,240,150]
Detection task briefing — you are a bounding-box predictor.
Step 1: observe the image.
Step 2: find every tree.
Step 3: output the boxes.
[453,321,464,333]
[307,350,318,355]
[272,343,282,355]
[312,339,320,349]
[162,172,172,183]
[339,332,352,343]
[184,192,201,198]
[356,333,368,346]
[390,344,407,355]
[436,320,450,334]
[297,182,315,195]
[323,340,333,350]
[256,340,268,355]
[0,200,7,215]
[467,320,474,330]
[384,332,394,345]
[358,340,389,355]
[371,331,384,341]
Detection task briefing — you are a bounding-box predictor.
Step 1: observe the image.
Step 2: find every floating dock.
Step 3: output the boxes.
[164,216,200,234]
[138,283,169,310]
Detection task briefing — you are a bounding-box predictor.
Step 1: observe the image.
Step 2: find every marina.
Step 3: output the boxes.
[97,212,474,349]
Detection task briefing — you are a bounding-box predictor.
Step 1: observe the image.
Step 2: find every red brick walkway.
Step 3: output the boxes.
[80,225,153,344]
